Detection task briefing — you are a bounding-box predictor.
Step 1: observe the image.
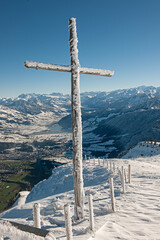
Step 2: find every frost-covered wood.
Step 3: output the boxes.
[64,204,73,240]
[109,176,115,212]
[103,158,105,166]
[121,166,125,193]
[33,203,41,228]
[24,61,114,77]
[124,168,127,183]
[110,161,112,171]
[88,194,94,231]
[119,168,122,182]
[24,61,71,72]
[128,164,131,184]
[113,162,115,174]
[69,18,84,220]
[0,219,56,239]
[106,160,108,170]
[80,67,114,77]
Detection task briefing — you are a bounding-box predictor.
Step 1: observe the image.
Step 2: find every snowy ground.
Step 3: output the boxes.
[0,153,160,239]
[122,141,160,159]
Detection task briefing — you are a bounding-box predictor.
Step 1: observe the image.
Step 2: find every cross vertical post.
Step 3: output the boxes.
[69,18,84,220]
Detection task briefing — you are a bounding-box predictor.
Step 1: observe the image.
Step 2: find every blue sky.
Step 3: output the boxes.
[0,0,160,98]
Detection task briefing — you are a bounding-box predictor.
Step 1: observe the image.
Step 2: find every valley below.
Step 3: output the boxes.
[1,86,160,212]
[1,86,160,161]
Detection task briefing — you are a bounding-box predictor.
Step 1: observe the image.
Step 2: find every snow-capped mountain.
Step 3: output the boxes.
[81,85,160,110]
[0,93,71,115]
[0,86,160,159]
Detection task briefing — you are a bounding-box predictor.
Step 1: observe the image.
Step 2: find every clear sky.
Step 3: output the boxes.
[0,0,160,98]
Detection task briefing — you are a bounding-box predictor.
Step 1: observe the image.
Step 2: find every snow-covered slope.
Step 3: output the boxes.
[122,141,160,158]
[0,152,160,239]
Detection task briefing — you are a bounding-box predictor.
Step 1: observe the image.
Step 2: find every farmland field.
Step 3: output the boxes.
[0,160,49,212]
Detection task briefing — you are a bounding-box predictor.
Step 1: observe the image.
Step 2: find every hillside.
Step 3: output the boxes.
[60,86,160,157]
[122,141,160,158]
[0,145,160,239]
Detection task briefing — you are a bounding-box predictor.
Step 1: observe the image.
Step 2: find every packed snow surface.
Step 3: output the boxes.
[0,154,160,239]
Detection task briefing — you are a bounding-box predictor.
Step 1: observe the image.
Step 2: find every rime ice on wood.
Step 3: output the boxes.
[113,162,115,174]
[106,160,108,170]
[121,166,125,193]
[33,203,41,228]
[110,161,112,171]
[103,158,105,166]
[109,176,115,212]
[128,164,131,184]
[24,17,114,220]
[69,18,84,220]
[64,204,73,240]
[88,194,94,231]
[119,169,122,182]
[124,168,127,183]
[24,61,114,77]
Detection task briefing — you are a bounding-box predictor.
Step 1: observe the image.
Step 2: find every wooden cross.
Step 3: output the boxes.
[24,18,114,220]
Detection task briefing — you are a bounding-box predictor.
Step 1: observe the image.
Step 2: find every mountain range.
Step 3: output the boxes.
[0,85,160,159]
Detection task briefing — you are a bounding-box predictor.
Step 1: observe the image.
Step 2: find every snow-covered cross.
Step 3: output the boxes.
[24,18,114,220]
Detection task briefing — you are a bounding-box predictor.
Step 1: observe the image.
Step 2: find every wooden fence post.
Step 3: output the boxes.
[64,204,73,240]
[124,168,127,183]
[113,162,115,174]
[109,176,116,212]
[33,203,41,228]
[106,160,108,170]
[119,169,122,182]
[128,164,131,184]
[121,166,125,193]
[110,161,112,171]
[88,194,94,231]
[103,158,105,167]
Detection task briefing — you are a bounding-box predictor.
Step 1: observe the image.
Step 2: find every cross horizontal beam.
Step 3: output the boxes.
[24,61,114,77]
